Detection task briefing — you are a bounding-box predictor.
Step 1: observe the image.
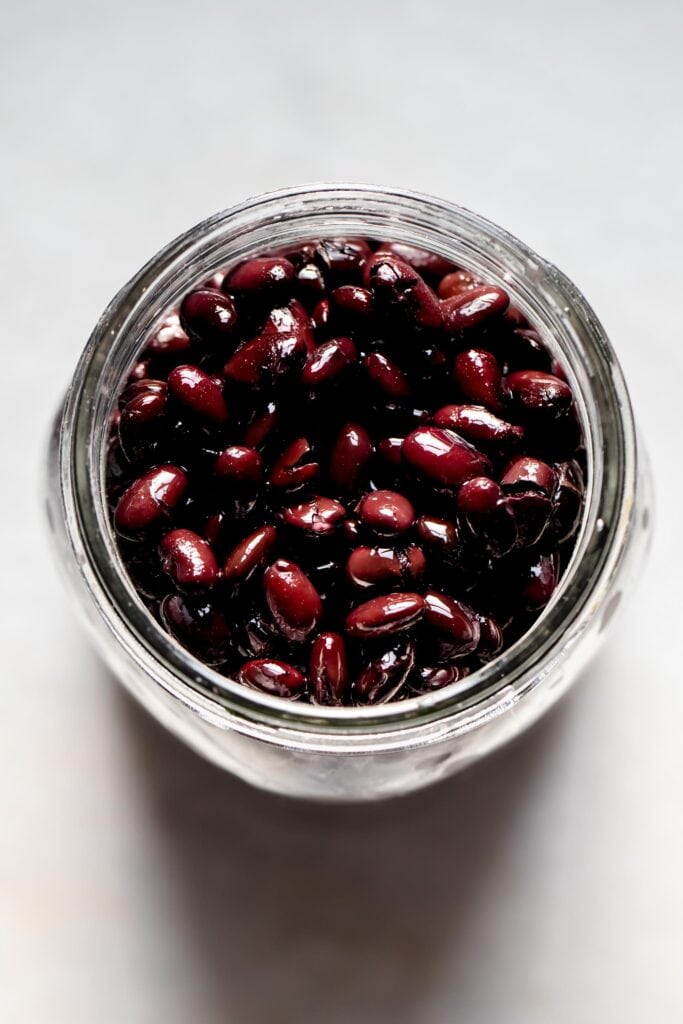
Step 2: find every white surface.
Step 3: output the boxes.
[2,1,682,1020]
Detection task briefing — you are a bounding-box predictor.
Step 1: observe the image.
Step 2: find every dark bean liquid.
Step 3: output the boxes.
[107,238,585,705]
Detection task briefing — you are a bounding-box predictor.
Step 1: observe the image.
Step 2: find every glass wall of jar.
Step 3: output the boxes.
[46,185,652,801]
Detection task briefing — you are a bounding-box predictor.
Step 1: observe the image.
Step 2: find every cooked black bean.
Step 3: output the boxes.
[355,640,416,704]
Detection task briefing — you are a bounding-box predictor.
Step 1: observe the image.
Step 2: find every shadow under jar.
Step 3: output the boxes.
[46,184,651,801]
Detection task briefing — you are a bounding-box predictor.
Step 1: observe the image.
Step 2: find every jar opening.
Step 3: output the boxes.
[61,184,636,737]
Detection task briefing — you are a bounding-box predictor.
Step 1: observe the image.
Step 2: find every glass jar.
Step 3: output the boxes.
[46,184,652,801]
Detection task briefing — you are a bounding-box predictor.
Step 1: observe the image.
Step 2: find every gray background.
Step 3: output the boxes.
[2,1,682,1021]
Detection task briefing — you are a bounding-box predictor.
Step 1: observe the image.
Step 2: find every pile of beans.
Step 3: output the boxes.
[107,237,585,705]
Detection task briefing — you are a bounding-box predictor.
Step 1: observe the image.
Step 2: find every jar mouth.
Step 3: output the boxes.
[60,183,637,739]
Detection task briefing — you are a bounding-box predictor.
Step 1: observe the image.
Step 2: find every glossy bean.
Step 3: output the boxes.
[329,423,373,490]
[441,285,509,331]
[281,496,346,535]
[160,594,230,664]
[223,257,295,303]
[354,641,416,704]
[457,478,518,556]
[413,664,468,692]
[401,545,427,584]
[114,465,188,536]
[433,404,524,448]
[364,252,442,329]
[347,545,424,588]
[343,518,362,543]
[242,401,279,448]
[269,437,319,488]
[345,592,425,638]
[520,551,559,609]
[309,632,349,704]
[179,289,237,347]
[280,242,318,267]
[551,460,585,542]
[505,328,552,371]
[423,591,480,653]
[238,658,306,698]
[302,336,357,386]
[376,242,455,278]
[118,390,167,462]
[329,285,374,324]
[347,545,400,588]
[453,348,506,414]
[168,365,229,423]
[456,477,502,516]
[295,262,326,306]
[357,489,415,535]
[314,238,372,279]
[476,615,504,660]
[224,332,307,386]
[437,270,477,300]
[264,559,323,642]
[363,352,411,398]
[148,317,192,356]
[501,490,551,547]
[403,427,492,485]
[223,525,278,582]
[506,370,573,420]
[377,436,404,467]
[160,529,218,589]
[120,378,167,406]
[500,458,554,546]
[267,298,316,351]
[501,456,556,495]
[214,445,263,485]
[311,298,330,332]
[415,515,459,553]
[224,302,313,385]
[234,616,277,659]
[203,511,226,548]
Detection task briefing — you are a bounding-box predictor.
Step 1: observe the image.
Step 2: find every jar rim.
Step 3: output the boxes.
[58,182,638,746]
